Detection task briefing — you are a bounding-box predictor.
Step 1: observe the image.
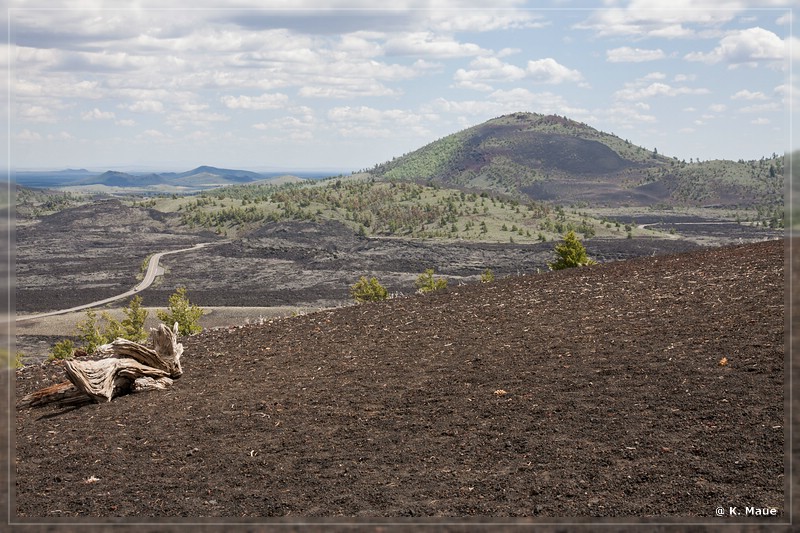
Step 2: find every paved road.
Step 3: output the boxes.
[15,242,214,323]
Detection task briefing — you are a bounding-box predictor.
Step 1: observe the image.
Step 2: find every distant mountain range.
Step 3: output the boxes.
[369,112,784,207]
[12,166,331,190]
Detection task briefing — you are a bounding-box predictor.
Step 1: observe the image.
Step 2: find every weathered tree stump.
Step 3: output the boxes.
[18,322,184,407]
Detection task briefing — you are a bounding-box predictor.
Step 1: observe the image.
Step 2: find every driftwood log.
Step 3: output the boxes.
[19,322,184,407]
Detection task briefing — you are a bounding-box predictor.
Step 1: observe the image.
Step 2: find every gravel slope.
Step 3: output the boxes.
[13,238,788,525]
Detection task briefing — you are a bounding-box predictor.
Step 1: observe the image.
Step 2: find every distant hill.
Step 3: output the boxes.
[370,112,784,207]
[79,171,164,187]
[13,165,293,191]
[160,166,267,187]
[176,165,265,181]
[13,168,95,188]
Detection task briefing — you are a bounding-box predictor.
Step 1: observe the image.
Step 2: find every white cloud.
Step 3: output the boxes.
[423,89,588,122]
[738,102,782,113]
[141,129,166,138]
[17,104,57,123]
[489,88,589,117]
[383,32,487,58]
[526,58,583,84]
[115,119,136,127]
[299,81,401,99]
[606,47,666,63]
[574,2,740,38]
[221,93,290,110]
[615,82,710,101]
[453,57,527,91]
[16,129,42,141]
[124,100,165,113]
[600,104,658,129]
[731,89,767,100]
[327,106,434,139]
[751,117,771,125]
[709,104,727,113]
[47,131,74,141]
[776,12,792,26]
[251,108,318,141]
[81,107,116,120]
[427,10,548,33]
[684,27,787,67]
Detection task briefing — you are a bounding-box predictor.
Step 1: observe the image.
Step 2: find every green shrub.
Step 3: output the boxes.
[76,310,107,354]
[121,295,149,342]
[350,276,389,303]
[548,231,597,270]
[481,268,495,283]
[415,268,448,294]
[50,339,75,361]
[157,287,204,335]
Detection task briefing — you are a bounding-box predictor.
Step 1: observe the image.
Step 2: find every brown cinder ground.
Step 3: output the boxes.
[14,239,786,521]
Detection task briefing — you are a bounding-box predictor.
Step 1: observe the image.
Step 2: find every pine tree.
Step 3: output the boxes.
[548,231,597,270]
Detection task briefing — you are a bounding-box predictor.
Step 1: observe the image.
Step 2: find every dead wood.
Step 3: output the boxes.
[17,381,83,408]
[63,357,170,403]
[96,322,184,377]
[18,322,184,408]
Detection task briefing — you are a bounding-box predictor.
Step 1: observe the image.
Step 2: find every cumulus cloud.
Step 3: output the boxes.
[299,81,401,99]
[81,107,116,120]
[615,81,710,101]
[526,58,583,85]
[574,2,740,38]
[17,104,57,123]
[599,104,658,130]
[453,56,527,91]
[684,27,787,67]
[731,89,767,100]
[221,93,290,110]
[383,31,487,58]
[16,129,42,141]
[141,129,166,138]
[606,47,666,63]
[326,105,434,139]
[124,100,165,113]
[427,10,548,33]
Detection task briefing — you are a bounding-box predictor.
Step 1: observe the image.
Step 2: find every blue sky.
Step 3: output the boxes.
[4,1,798,172]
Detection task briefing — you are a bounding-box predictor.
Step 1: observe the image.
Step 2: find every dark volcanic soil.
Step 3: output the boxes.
[14,239,786,522]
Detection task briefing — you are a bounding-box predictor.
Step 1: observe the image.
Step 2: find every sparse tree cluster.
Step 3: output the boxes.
[49,289,203,361]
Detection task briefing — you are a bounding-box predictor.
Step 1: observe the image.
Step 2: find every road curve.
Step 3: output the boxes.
[16,242,214,323]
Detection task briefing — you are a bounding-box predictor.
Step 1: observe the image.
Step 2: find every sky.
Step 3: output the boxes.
[3,1,799,173]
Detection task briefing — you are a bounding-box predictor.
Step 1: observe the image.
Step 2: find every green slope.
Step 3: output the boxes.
[370,112,784,208]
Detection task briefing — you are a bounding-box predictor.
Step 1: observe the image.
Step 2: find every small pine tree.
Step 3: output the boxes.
[351,276,389,303]
[101,311,125,342]
[157,287,204,335]
[50,339,75,361]
[415,268,448,294]
[121,295,149,342]
[548,231,597,270]
[480,268,495,283]
[76,310,107,354]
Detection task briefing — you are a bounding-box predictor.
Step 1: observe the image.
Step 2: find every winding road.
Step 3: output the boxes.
[15,242,214,323]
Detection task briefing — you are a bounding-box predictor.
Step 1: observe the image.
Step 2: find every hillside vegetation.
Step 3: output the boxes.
[369,112,784,210]
[141,178,679,242]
